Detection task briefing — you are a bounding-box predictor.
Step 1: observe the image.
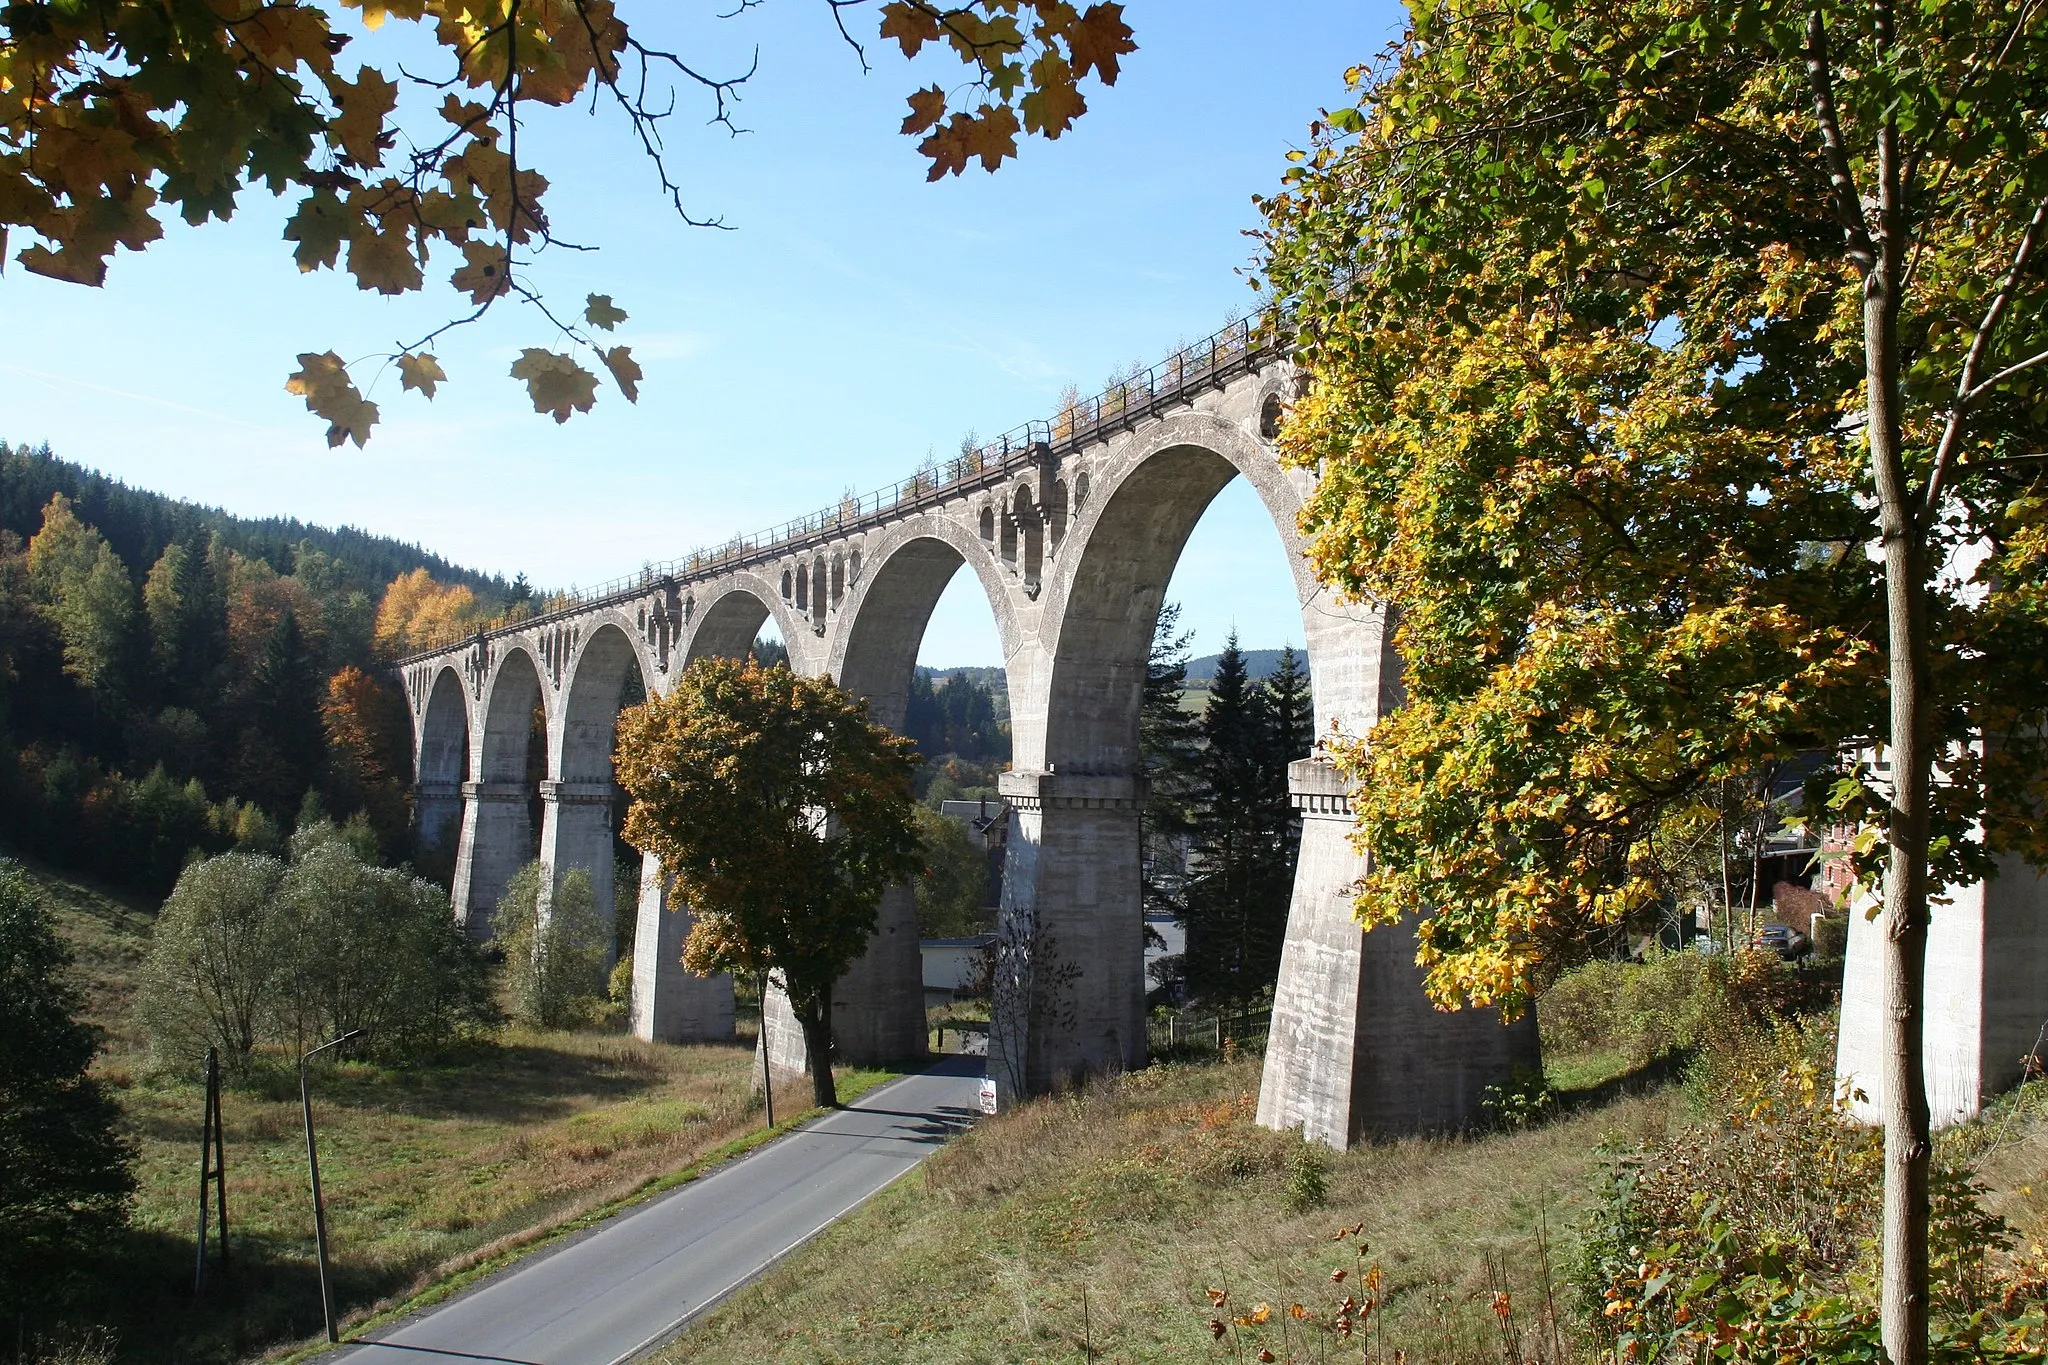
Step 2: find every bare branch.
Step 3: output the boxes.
[1922,192,2048,509]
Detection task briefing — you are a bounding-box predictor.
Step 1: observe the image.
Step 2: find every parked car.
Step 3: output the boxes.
[1753,924,1810,960]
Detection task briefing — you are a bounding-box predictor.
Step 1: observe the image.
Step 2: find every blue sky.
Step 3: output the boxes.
[0,0,1402,668]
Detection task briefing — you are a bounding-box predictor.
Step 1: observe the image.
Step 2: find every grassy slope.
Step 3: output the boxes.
[20,851,882,1365]
[668,1055,1683,1365]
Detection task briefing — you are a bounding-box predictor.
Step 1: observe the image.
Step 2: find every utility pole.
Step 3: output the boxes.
[193,1047,229,1294]
[299,1029,363,1343]
[758,974,775,1130]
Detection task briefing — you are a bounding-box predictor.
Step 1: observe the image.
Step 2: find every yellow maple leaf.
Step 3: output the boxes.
[286,351,379,447]
[600,345,641,403]
[397,352,446,399]
[509,348,597,423]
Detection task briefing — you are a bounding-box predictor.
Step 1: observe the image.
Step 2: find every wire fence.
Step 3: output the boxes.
[1147,1007,1273,1055]
[398,312,1276,663]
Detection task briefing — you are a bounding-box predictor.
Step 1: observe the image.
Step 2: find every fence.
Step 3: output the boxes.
[1147,1007,1272,1055]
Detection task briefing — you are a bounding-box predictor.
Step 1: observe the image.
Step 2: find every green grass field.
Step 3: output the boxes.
[19,851,886,1365]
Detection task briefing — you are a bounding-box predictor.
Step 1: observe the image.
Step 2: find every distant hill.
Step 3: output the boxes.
[1,442,510,597]
[916,665,1007,692]
[1185,648,1300,685]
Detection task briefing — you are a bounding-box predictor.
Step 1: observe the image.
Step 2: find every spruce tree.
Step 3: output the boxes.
[0,861,134,1324]
[237,609,325,815]
[1184,633,1279,1005]
[1139,603,1201,926]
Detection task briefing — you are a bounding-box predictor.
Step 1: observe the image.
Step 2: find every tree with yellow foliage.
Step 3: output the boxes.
[373,567,478,657]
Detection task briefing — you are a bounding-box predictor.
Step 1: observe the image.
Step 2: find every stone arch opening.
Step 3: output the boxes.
[792,564,807,611]
[979,506,996,544]
[810,559,828,631]
[831,553,846,608]
[455,645,544,936]
[1014,484,1044,592]
[782,568,794,602]
[687,586,779,667]
[543,622,648,961]
[827,529,1013,1067]
[415,666,470,879]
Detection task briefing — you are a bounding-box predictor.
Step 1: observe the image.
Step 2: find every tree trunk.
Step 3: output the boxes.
[1865,112,1933,1365]
[796,982,838,1110]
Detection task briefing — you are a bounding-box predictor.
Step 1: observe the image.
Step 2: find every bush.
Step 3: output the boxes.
[0,862,134,1326]
[135,851,289,1067]
[1538,948,1785,1067]
[135,836,492,1069]
[495,862,611,1029]
[1571,1019,2043,1361]
[272,826,497,1060]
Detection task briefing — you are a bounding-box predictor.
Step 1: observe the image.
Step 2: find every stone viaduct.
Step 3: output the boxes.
[397,317,1541,1146]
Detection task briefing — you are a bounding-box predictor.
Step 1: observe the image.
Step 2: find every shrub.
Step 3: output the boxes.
[0,863,134,1326]
[135,838,492,1068]
[272,829,497,1059]
[1571,1019,2043,1361]
[135,851,289,1067]
[1538,948,1786,1067]
[495,862,611,1029]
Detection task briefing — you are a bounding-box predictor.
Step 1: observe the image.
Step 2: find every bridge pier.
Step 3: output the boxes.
[989,770,1148,1099]
[537,779,621,961]
[757,881,927,1079]
[1837,851,2048,1127]
[452,779,532,938]
[629,852,735,1043]
[414,779,463,866]
[1258,760,1541,1146]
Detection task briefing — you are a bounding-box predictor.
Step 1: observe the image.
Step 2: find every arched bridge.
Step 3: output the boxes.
[398,319,1537,1146]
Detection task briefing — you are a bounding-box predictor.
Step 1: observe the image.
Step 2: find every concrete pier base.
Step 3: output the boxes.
[1837,851,2048,1128]
[452,779,532,938]
[537,779,619,961]
[1258,761,1541,1147]
[756,884,927,1080]
[629,852,734,1044]
[415,780,463,867]
[989,770,1148,1101]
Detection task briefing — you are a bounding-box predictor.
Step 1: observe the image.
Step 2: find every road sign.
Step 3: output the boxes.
[978,1077,998,1116]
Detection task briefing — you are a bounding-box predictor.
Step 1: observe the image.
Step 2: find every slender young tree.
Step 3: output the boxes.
[615,658,923,1108]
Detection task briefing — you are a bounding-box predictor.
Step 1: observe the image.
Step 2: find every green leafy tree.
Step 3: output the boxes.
[1260,0,2048,1355]
[136,851,289,1067]
[0,1,1133,442]
[0,862,134,1328]
[493,861,611,1030]
[912,804,990,939]
[616,657,923,1108]
[277,826,496,1055]
[26,495,133,698]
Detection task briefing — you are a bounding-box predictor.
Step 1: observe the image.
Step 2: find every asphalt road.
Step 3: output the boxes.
[333,1055,984,1365]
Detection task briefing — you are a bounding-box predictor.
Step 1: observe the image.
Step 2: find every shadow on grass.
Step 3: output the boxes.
[1553,1048,1693,1115]
[192,1036,754,1126]
[23,1225,427,1365]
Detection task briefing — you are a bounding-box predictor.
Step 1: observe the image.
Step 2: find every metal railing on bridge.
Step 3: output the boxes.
[397,313,1276,663]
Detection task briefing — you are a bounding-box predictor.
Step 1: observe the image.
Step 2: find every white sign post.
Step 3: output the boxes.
[978,1076,999,1116]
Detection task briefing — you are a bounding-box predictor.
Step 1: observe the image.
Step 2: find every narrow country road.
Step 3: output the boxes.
[333,1055,984,1365]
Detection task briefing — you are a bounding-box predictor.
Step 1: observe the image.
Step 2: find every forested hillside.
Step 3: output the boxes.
[1,443,509,599]
[0,443,527,894]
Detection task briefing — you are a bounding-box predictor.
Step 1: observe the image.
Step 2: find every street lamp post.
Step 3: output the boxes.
[299,1028,363,1343]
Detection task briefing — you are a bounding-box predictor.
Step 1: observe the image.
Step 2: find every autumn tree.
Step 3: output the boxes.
[615,657,922,1108]
[374,567,480,656]
[1261,0,2048,1357]
[323,664,415,855]
[0,2,1133,443]
[25,494,134,698]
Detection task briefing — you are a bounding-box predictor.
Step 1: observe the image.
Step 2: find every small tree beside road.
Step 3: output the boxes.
[615,658,923,1109]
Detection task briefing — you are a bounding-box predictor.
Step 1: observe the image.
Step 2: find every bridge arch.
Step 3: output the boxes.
[453,642,546,936]
[537,620,651,957]
[682,575,812,672]
[827,514,1019,727]
[414,665,470,869]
